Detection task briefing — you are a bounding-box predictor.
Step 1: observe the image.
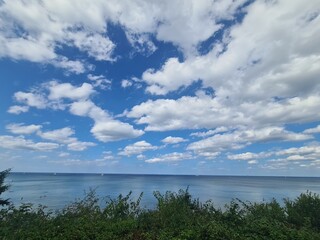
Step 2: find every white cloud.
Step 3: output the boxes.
[87,74,111,90]
[125,31,157,56]
[0,35,56,62]
[276,145,320,158]
[102,151,115,160]
[0,0,249,72]
[121,79,133,88]
[127,93,320,132]
[14,91,47,109]
[161,136,187,144]
[59,152,70,157]
[7,105,29,114]
[225,143,320,170]
[48,81,95,101]
[145,152,194,163]
[0,135,59,151]
[70,100,144,142]
[248,160,258,165]
[91,121,144,142]
[37,126,96,151]
[121,77,143,89]
[68,32,115,61]
[10,80,144,144]
[50,57,89,74]
[303,125,320,134]
[127,94,231,131]
[119,141,157,156]
[67,141,96,151]
[227,152,270,161]
[191,127,229,138]
[37,127,76,144]
[141,0,320,97]
[6,123,42,135]
[0,1,115,72]
[187,127,312,157]
[10,81,140,143]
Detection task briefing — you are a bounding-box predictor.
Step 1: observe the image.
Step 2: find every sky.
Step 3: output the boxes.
[0,0,320,176]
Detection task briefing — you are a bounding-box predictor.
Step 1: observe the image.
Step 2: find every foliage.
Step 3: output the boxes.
[0,176,320,240]
[0,169,11,206]
[285,191,320,231]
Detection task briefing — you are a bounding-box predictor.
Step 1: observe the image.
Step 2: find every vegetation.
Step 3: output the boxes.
[1,171,320,239]
[0,169,11,206]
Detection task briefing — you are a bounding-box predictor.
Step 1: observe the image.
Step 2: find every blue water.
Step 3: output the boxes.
[3,173,320,210]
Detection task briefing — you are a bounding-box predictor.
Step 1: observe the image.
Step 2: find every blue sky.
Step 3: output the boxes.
[1,0,320,176]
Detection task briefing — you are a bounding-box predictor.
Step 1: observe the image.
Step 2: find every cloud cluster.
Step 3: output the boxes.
[0,0,248,72]
[227,143,320,170]
[8,80,144,143]
[145,152,194,163]
[118,141,157,156]
[0,135,59,151]
[5,124,96,152]
[124,0,320,166]
[161,136,187,144]
[187,127,312,159]
[2,0,320,173]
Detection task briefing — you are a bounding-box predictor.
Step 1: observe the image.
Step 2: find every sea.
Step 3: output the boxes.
[3,172,320,211]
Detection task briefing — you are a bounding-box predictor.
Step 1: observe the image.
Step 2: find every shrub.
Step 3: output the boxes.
[285,191,320,231]
[0,169,11,206]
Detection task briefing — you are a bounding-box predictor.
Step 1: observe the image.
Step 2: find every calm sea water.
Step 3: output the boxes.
[3,173,320,210]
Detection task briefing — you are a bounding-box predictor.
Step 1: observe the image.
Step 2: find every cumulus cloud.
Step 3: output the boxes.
[236,144,320,169]
[127,93,320,132]
[70,100,144,142]
[37,127,76,144]
[187,127,312,158]
[276,145,320,158]
[121,79,133,88]
[119,141,157,156]
[145,152,194,163]
[50,57,89,74]
[48,81,95,101]
[0,1,114,72]
[5,122,96,152]
[0,135,59,151]
[37,127,96,151]
[303,125,320,134]
[161,136,188,144]
[9,80,143,143]
[7,105,29,114]
[91,121,144,142]
[14,91,47,109]
[141,0,320,96]
[0,0,249,72]
[67,142,96,151]
[227,152,271,161]
[6,123,42,135]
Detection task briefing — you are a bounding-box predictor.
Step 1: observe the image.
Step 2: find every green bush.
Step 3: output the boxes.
[285,191,320,231]
[0,174,320,240]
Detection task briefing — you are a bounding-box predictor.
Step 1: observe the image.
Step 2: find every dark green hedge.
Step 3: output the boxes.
[1,189,320,240]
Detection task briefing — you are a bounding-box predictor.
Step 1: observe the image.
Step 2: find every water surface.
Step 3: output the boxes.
[4,173,320,210]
